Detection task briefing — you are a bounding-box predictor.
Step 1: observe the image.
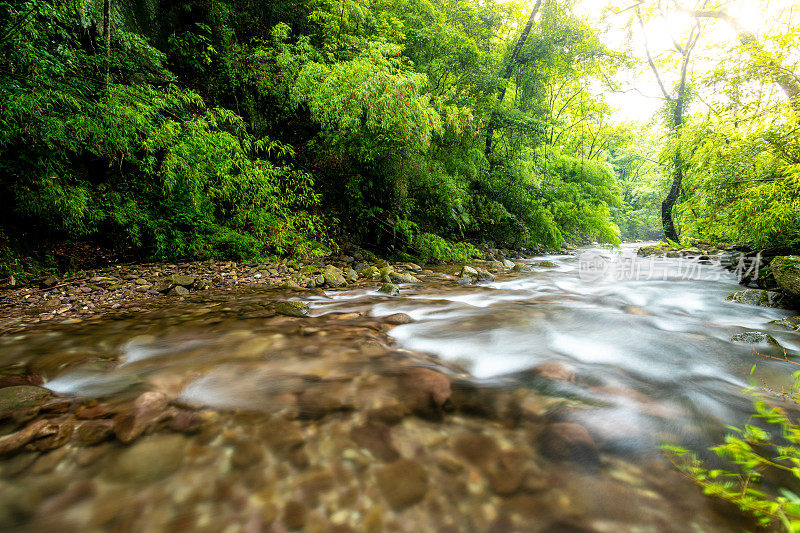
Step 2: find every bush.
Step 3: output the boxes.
[664,368,800,531]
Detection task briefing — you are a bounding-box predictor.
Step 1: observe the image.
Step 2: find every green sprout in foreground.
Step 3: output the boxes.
[663,353,800,531]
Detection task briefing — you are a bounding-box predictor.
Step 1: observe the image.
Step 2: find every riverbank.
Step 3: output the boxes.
[0,250,759,532]
[637,242,800,312]
[0,246,539,336]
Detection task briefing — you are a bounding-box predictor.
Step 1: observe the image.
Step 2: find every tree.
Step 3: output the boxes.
[484,0,543,160]
[685,6,800,118]
[633,0,703,243]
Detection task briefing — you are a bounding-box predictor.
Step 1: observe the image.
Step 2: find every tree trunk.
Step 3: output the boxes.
[485,0,543,160]
[103,0,111,89]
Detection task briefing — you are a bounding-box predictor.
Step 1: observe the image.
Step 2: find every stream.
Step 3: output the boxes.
[0,243,797,532]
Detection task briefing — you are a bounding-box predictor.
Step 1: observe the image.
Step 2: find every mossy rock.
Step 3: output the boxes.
[273,300,310,317]
[0,386,51,418]
[378,283,400,296]
[726,289,786,308]
[771,256,800,300]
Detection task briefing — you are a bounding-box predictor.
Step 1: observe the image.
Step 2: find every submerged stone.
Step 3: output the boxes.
[0,386,51,418]
[105,434,187,483]
[731,331,779,345]
[538,422,599,468]
[273,300,310,317]
[376,458,428,510]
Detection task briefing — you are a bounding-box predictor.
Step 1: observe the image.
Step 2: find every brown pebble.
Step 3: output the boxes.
[350,422,400,462]
[453,432,499,468]
[538,423,599,468]
[367,404,407,426]
[283,500,306,530]
[76,420,114,446]
[113,391,168,443]
[384,313,414,325]
[400,367,452,417]
[32,421,74,451]
[376,458,429,510]
[0,419,47,455]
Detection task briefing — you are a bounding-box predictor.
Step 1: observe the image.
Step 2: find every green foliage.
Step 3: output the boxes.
[0,0,633,270]
[663,375,800,531]
[676,121,800,248]
[0,0,329,266]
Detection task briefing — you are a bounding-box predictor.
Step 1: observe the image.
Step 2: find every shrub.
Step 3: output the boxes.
[664,368,800,531]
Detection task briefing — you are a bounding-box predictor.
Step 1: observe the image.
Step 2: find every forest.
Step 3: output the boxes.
[0,0,798,274]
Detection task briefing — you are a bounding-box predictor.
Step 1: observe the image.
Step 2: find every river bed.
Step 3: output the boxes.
[0,244,796,532]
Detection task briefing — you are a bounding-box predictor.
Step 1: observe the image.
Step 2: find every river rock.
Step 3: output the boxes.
[361,266,380,280]
[350,422,400,462]
[377,283,399,296]
[376,458,428,510]
[539,422,599,467]
[460,265,479,278]
[76,420,115,446]
[168,285,189,296]
[512,263,531,272]
[727,288,785,308]
[488,450,526,495]
[769,316,800,331]
[113,391,169,443]
[32,421,74,451]
[731,331,779,345]
[273,301,310,317]
[105,434,187,483]
[171,274,195,287]
[389,271,419,284]
[535,261,557,268]
[283,500,306,530]
[40,276,58,288]
[771,256,800,300]
[453,432,499,468]
[0,419,48,454]
[323,265,347,288]
[384,313,413,325]
[0,386,51,418]
[400,368,451,416]
[530,362,576,383]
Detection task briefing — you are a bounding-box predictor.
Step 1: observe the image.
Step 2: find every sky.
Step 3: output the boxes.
[575,0,800,122]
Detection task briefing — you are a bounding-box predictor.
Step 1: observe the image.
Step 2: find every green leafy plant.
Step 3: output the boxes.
[663,367,800,531]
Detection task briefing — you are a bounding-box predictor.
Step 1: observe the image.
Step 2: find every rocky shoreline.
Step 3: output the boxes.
[0,245,540,336]
[637,242,800,314]
[0,253,754,532]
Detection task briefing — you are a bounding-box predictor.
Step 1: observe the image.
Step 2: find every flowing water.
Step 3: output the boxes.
[0,244,797,532]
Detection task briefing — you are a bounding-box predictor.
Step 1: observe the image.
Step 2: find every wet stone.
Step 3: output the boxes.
[400,367,452,417]
[283,500,306,530]
[350,422,400,462]
[0,386,51,418]
[113,391,169,443]
[384,313,414,325]
[376,458,429,510]
[171,274,196,287]
[539,423,599,468]
[731,331,779,345]
[31,421,74,451]
[104,434,187,483]
[378,283,400,296]
[273,300,310,317]
[453,432,499,468]
[76,420,115,446]
[168,285,190,296]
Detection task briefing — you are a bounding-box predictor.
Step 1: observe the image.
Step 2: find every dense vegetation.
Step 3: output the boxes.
[1,0,798,280]
[0,0,632,277]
